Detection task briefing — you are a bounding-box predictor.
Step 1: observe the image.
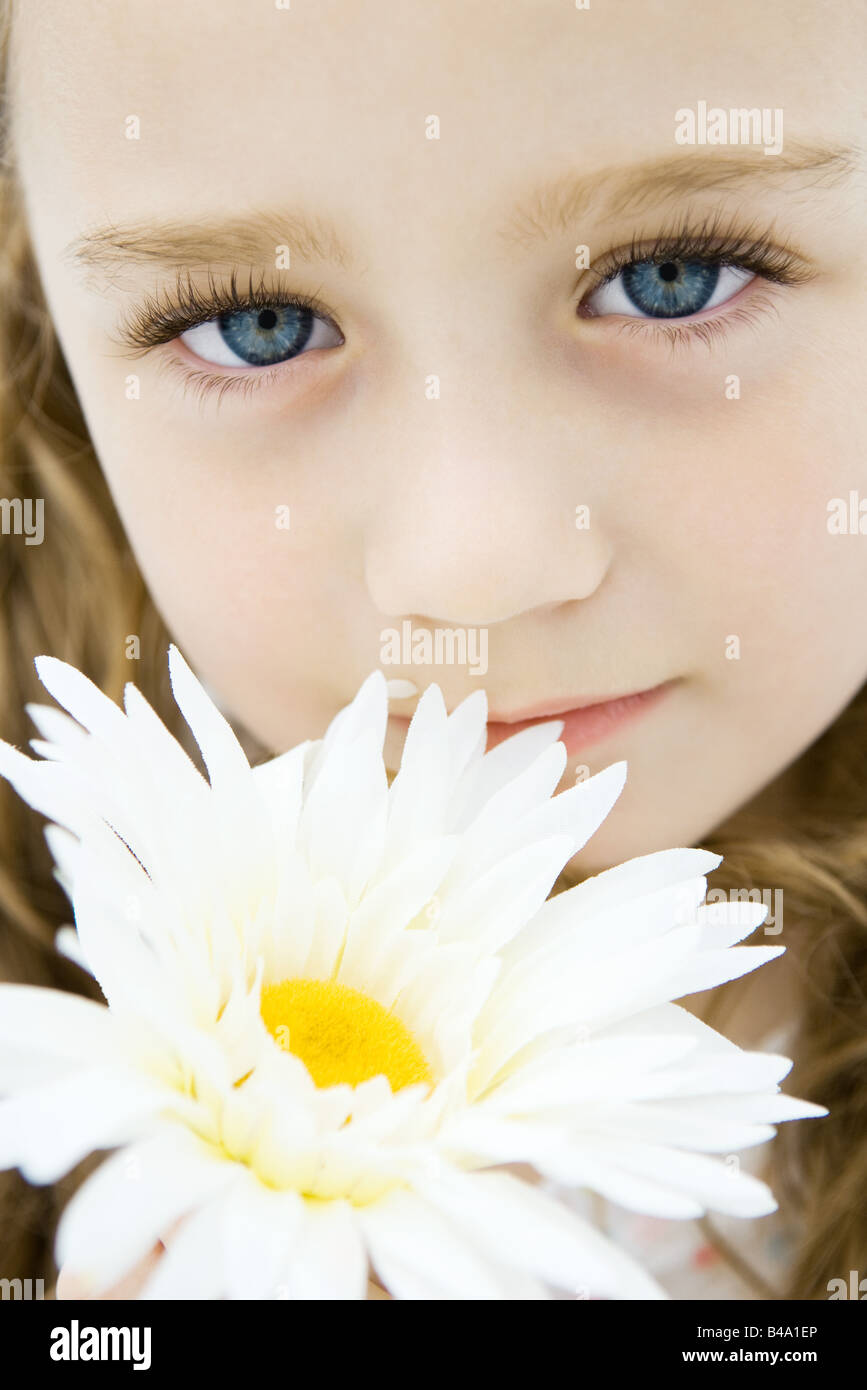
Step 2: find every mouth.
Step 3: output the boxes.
[484,681,677,754]
[389,679,678,757]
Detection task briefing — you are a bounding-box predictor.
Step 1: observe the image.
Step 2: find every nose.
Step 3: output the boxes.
[363,408,612,628]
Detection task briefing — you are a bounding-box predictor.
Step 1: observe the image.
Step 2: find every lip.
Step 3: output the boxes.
[485,681,676,753]
[389,679,677,757]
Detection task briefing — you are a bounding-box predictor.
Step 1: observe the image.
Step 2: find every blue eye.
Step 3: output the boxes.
[180,303,342,367]
[623,261,717,317]
[586,259,754,320]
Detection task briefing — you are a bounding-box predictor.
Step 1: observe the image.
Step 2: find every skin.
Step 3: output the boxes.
[8,0,866,1296]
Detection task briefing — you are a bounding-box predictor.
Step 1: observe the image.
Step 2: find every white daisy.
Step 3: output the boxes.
[0,649,826,1300]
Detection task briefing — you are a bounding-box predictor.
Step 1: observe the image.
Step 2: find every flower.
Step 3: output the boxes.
[0,649,826,1300]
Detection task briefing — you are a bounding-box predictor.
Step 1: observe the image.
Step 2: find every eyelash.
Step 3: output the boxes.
[113,267,341,402]
[577,213,814,349]
[112,217,814,402]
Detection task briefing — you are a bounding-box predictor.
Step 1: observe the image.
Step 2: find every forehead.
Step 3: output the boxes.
[7,0,859,259]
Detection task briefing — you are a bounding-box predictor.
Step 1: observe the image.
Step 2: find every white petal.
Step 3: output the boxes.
[476,925,786,1088]
[26,699,92,751]
[139,1199,227,1299]
[167,646,251,788]
[276,1197,369,1300]
[663,944,787,1000]
[0,985,112,1090]
[360,1186,539,1299]
[61,843,168,1012]
[473,758,628,876]
[460,741,568,848]
[414,1168,668,1299]
[480,1034,700,1111]
[693,897,770,944]
[34,656,127,741]
[500,868,713,976]
[220,1176,307,1299]
[250,741,309,847]
[0,740,96,840]
[516,846,723,952]
[546,1137,781,1219]
[381,685,451,870]
[436,835,575,953]
[445,689,488,784]
[509,760,629,857]
[299,730,388,902]
[305,671,388,790]
[448,720,567,830]
[0,1066,163,1183]
[121,682,214,800]
[56,1127,236,1291]
[300,877,349,978]
[54,924,92,975]
[337,837,457,984]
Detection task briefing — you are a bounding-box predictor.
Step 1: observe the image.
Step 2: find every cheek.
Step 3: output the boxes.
[621,330,867,638]
[40,310,380,747]
[573,364,867,866]
[710,392,867,655]
[86,422,358,746]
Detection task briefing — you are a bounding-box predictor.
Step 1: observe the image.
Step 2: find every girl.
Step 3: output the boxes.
[0,0,865,1299]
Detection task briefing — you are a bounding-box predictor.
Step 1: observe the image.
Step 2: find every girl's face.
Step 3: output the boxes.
[9,0,867,871]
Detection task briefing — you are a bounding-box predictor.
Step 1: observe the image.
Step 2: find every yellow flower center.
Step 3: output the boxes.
[260,978,434,1092]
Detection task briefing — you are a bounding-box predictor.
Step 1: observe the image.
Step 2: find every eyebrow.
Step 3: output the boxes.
[66,208,354,283]
[502,143,860,248]
[66,141,859,283]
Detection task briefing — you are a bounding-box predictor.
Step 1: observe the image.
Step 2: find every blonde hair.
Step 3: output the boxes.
[0,2,865,1300]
